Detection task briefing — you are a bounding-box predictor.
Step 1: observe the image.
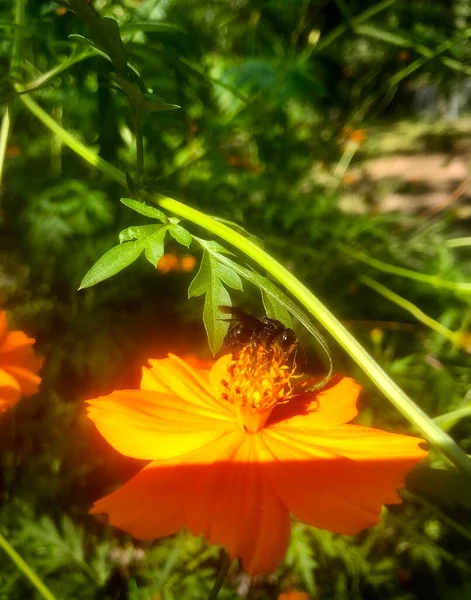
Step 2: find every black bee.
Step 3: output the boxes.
[219,305,303,368]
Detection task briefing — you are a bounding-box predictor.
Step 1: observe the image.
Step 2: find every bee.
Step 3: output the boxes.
[219,305,303,369]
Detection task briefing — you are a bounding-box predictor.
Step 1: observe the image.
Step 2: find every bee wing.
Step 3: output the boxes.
[218,305,262,326]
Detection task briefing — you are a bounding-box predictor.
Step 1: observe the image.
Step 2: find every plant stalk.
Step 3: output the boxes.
[0,533,58,600]
[208,550,232,600]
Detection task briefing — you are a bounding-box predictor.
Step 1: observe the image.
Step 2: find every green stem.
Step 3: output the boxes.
[447,237,471,248]
[17,86,126,186]
[343,247,471,293]
[207,550,232,600]
[0,0,27,192]
[0,107,11,190]
[0,533,58,600]
[12,0,26,78]
[135,110,143,181]
[18,90,471,476]
[360,275,461,344]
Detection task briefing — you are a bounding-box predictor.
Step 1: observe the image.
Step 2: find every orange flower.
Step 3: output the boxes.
[278,591,311,600]
[87,346,427,575]
[0,311,42,411]
[156,253,179,273]
[180,254,197,273]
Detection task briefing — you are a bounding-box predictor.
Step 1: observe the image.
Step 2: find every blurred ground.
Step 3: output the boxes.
[342,119,471,215]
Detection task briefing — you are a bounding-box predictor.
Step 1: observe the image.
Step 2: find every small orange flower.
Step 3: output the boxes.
[87,347,427,575]
[278,591,311,600]
[0,311,42,412]
[348,129,366,144]
[180,254,197,273]
[156,253,179,273]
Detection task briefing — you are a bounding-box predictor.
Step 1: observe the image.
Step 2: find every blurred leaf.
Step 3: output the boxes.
[120,22,187,35]
[68,0,127,72]
[407,466,471,509]
[285,524,317,594]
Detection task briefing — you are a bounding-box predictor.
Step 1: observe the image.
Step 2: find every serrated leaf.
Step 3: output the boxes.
[144,227,168,265]
[188,251,236,353]
[188,251,211,298]
[79,242,143,289]
[169,224,192,247]
[119,224,164,243]
[120,197,168,222]
[261,289,292,328]
[216,262,243,291]
[81,225,167,288]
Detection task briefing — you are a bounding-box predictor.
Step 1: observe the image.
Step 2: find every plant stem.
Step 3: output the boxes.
[0,533,58,600]
[0,0,27,192]
[135,110,144,181]
[360,275,461,344]
[0,107,11,191]
[208,550,232,600]
[343,247,471,293]
[18,91,471,476]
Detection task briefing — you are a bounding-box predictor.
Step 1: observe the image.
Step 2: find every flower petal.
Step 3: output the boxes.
[185,435,290,575]
[268,377,361,429]
[90,430,244,540]
[0,312,8,342]
[261,424,427,535]
[2,365,41,397]
[140,354,234,421]
[87,389,238,460]
[0,368,21,411]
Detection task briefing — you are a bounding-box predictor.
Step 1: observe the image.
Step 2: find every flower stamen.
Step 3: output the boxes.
[222,344,297,433]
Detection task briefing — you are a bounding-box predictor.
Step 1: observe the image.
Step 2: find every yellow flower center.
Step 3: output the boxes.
[221,344,296,433]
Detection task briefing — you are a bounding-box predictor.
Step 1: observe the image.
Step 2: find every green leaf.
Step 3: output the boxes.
[261,289,292,328]
[141,93,181,113]
[188,250,243,353]
[68,1,127,72]
[120,22,187,35]
[81,225,167,288]
[120,198,168,222]
[144,227,168,265]
[100,17,127,72]
[169,224,192,247]
[119,224,164,243]
[79,242,144,289]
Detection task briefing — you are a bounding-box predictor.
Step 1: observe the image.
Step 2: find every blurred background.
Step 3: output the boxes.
[1,0,471,598]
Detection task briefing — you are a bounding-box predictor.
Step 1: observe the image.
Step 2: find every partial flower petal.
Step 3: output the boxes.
[0,368,21,411]
[186,435,290,575]
[0,312,8,341]
[141,354,234,420]
[0,331,36,360]
[87,389,238,460]
[268,377,361,429]
[3,365,41,397]
[262,424,426,534]
[90,430,244,540]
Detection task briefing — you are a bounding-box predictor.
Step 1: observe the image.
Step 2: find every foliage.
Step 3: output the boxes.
[0,0,471,598]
